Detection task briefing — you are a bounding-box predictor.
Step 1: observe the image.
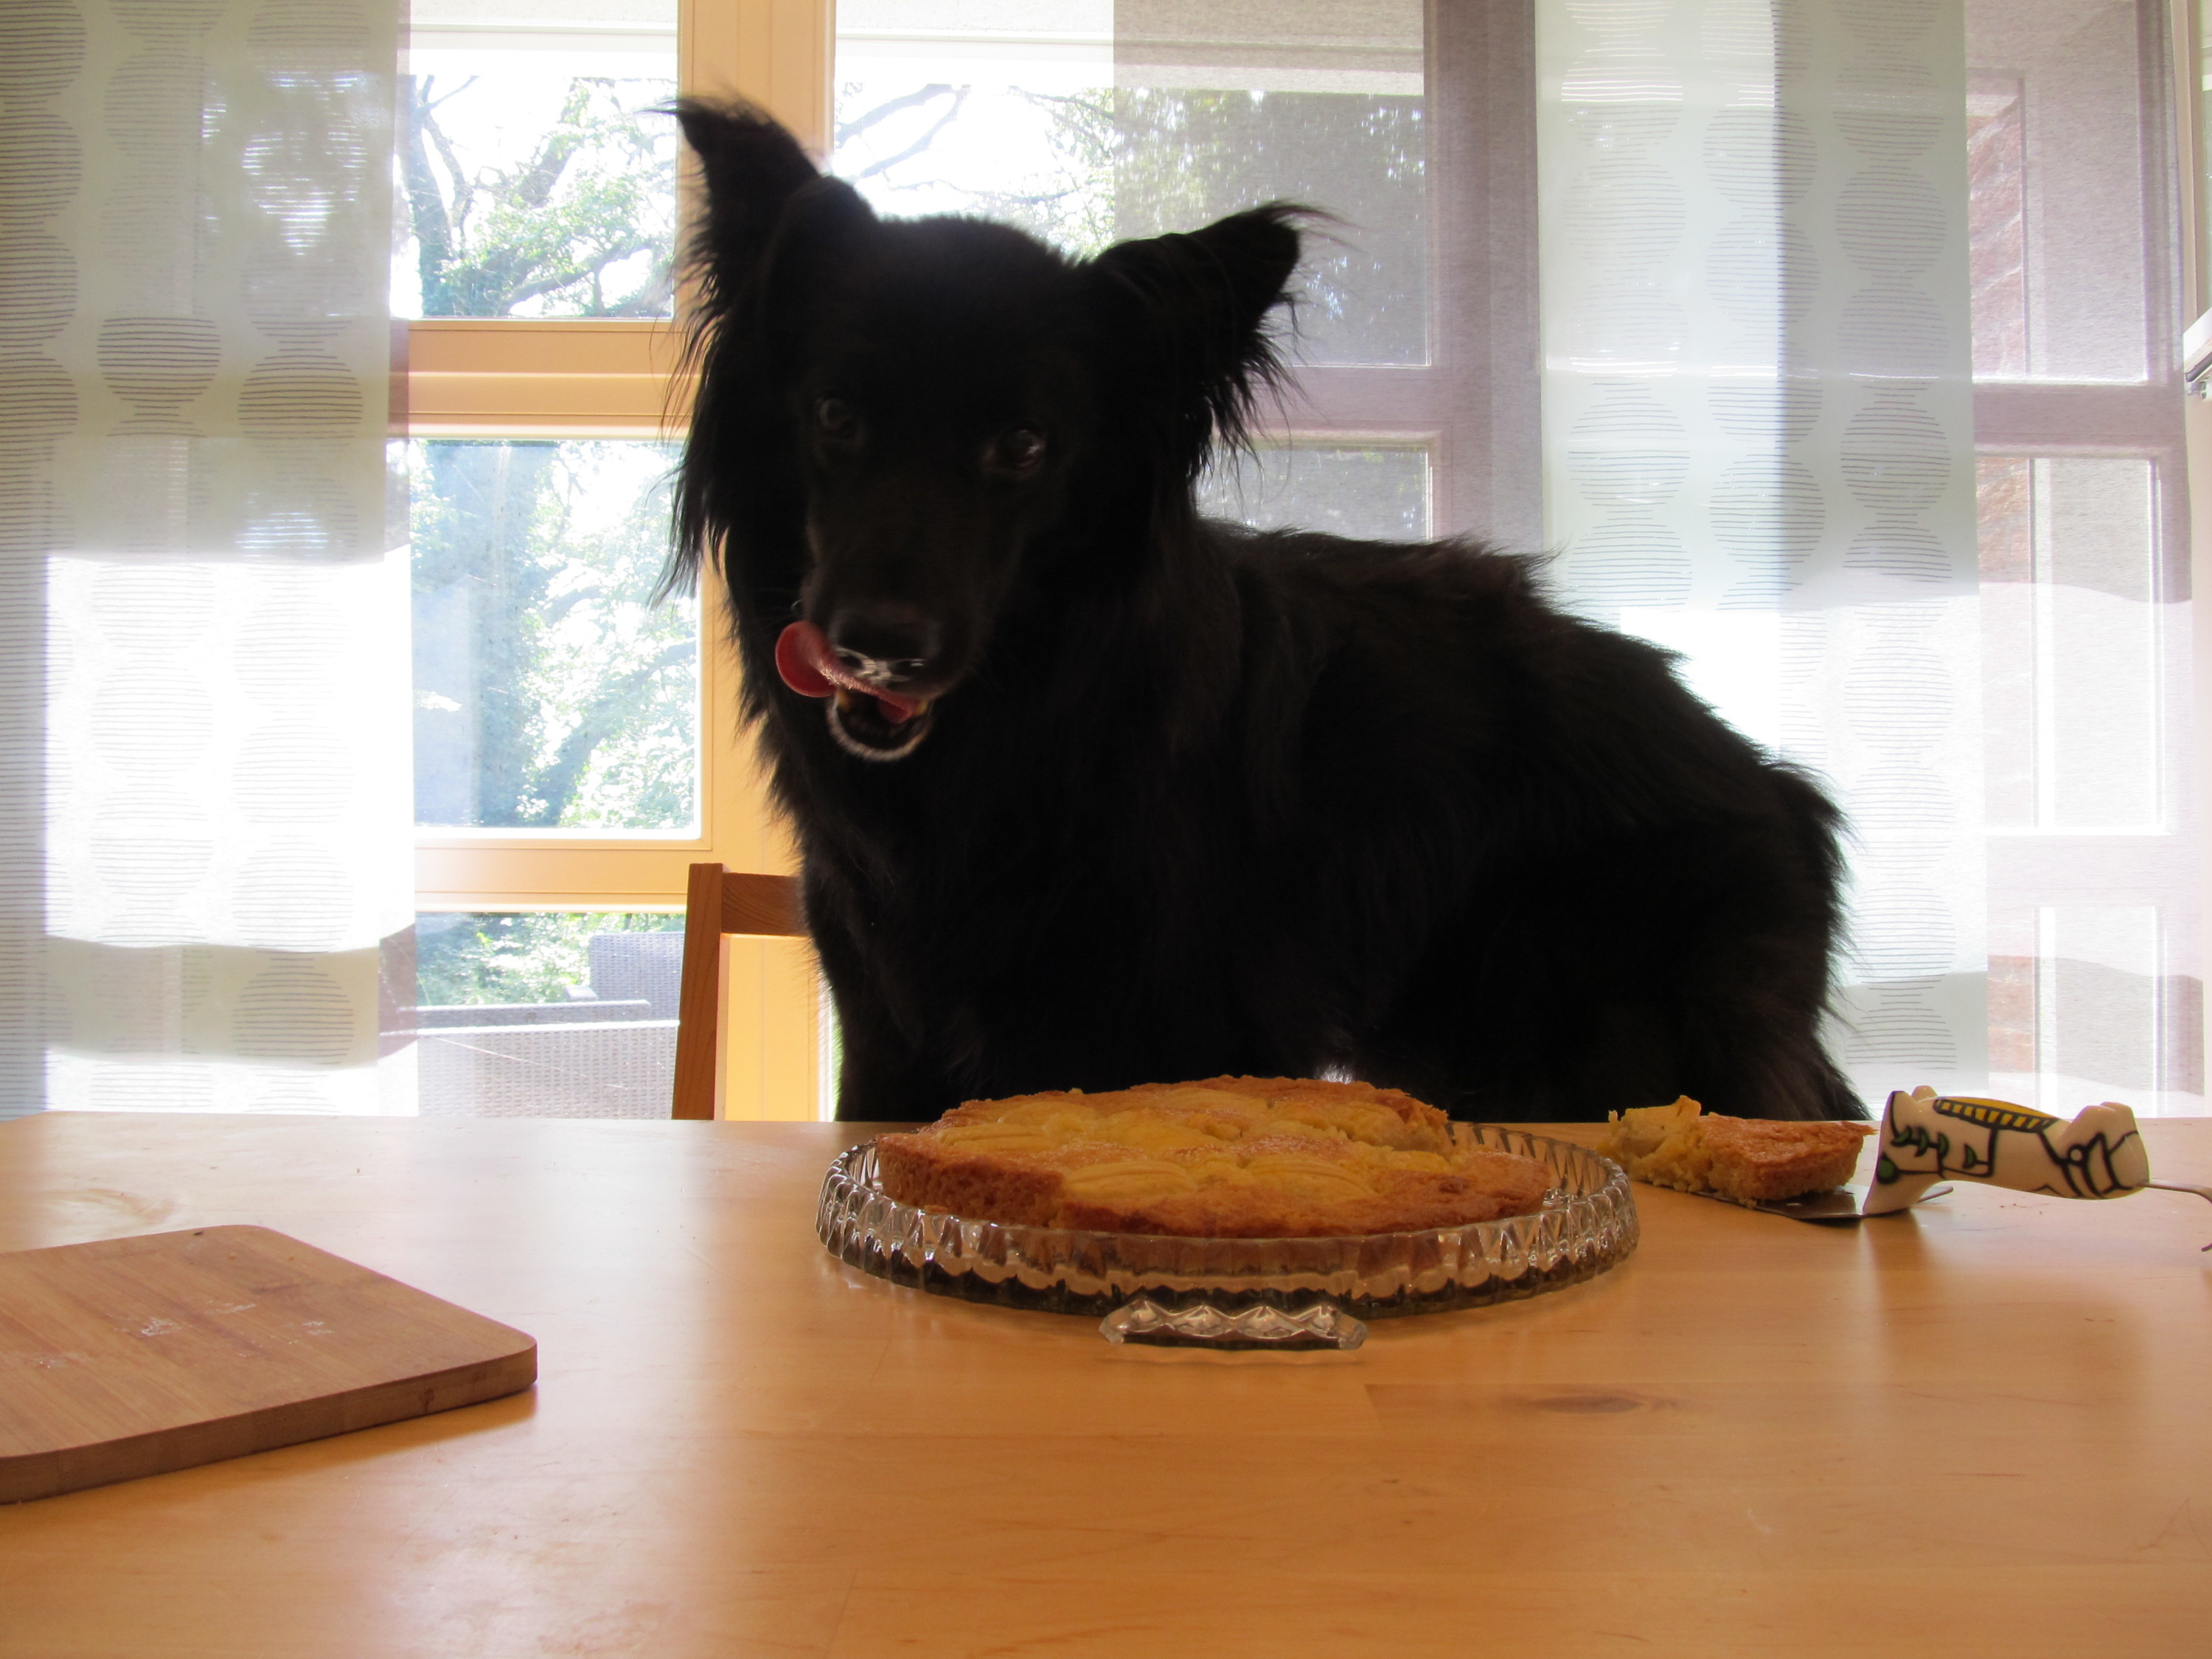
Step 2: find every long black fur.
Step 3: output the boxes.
[670,102,1862,1124]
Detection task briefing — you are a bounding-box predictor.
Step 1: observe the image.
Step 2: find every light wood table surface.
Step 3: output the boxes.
[1,1112,2208,1658]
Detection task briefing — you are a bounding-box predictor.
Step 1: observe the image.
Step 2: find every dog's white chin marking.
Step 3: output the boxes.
[827,695,933,762]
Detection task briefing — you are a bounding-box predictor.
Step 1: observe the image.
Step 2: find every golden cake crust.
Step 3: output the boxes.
[873,1076,1551,1237]
[1597,1096,1871,1203]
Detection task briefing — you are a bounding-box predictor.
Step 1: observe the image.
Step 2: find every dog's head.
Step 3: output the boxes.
[670,101,1303,762]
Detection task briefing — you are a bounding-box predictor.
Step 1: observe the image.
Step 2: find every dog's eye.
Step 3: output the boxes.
[815,397,858,441]
[990,428,1047,476]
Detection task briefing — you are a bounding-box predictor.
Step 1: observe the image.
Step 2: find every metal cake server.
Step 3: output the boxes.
[1711,1180,1952,1225]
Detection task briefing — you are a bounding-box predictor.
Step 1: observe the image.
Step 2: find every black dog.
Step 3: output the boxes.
[669,102,1860,1125]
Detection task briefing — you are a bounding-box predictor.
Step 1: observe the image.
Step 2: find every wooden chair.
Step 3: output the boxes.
[672,863,807,1119]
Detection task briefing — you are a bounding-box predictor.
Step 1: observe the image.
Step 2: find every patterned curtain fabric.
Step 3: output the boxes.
[1539,0,2199,1113]
[3,0,2191,1120]
[0,0,406,1118]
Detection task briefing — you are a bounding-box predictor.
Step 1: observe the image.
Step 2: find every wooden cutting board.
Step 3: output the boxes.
[0,1225,536,1503]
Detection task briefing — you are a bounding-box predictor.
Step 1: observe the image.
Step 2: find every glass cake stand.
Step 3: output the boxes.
[815,1127,1638,1349]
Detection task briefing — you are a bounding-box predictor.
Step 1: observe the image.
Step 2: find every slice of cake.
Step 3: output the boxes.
[1598,1096,1872,1205]
[874,1076,1551,1238]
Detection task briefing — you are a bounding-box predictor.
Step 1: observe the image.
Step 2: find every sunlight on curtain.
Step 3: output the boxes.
[0,0,408,1118]
[1539,0,2199,1116]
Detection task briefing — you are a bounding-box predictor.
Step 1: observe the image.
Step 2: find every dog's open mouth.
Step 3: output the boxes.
[775,621,935,762]
[825,684,933,759]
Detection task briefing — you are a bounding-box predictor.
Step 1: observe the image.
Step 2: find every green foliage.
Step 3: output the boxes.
[1107,90,1428,366]
[414,911,679,1007]
[402,74,676,319]
[411,440,697,830]
[400,71,693,834]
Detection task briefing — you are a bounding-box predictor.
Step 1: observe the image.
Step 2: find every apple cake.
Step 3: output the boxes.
[873,1076,1552,1237]
[1598,1096,1872,1205]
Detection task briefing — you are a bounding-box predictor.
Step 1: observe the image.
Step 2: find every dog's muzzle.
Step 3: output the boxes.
[775,620,936,761]
[832,647,928,690]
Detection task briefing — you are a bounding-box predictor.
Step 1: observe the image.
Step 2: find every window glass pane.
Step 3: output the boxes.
[411,909,679,1005]
[1978,456,2163,833]
[410,439,698,831]
[1200,445,1430,540]
[396,911,681,1118]
[1987,903,2183,1108]
[397,1,677,318]
[832,0,1428,366]
[1965,0,2149,382]
[2202,0,2212,316]
[1976,451,2191,1113]
[832,6,1116,250]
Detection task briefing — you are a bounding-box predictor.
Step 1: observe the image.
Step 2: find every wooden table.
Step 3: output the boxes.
[1,1113,2208,1658]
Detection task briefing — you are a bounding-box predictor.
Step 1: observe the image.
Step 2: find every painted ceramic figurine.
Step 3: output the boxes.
[1865,1087,2149,1214]
[1866,1088,2208,1248]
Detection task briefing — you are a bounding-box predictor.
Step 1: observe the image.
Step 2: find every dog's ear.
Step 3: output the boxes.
[666,108,874,607]
[756,174,878,323]
[674,100,826,313]
[1089,204,1305,476]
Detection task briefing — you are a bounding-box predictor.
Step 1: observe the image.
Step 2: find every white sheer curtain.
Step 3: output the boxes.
[1539,0,2199,1114]
[0,0,410,1119]
[5,0,2188,1121]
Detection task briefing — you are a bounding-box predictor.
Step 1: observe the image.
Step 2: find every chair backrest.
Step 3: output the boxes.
[672,863,807,1119]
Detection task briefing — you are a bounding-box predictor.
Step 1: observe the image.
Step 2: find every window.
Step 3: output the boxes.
[394,0,834,1120]
[1966,0,2198,1112]
[400,0,2205,1123]
[1537,0,2200,1115]
[826,1,1528,540]
[397,0,1512,1121]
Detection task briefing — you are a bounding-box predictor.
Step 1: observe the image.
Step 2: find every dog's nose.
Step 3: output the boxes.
[827,603,941,686]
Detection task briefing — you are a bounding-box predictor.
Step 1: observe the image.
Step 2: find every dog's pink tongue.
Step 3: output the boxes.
[773,621,924,723]
[775,620,841,698]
